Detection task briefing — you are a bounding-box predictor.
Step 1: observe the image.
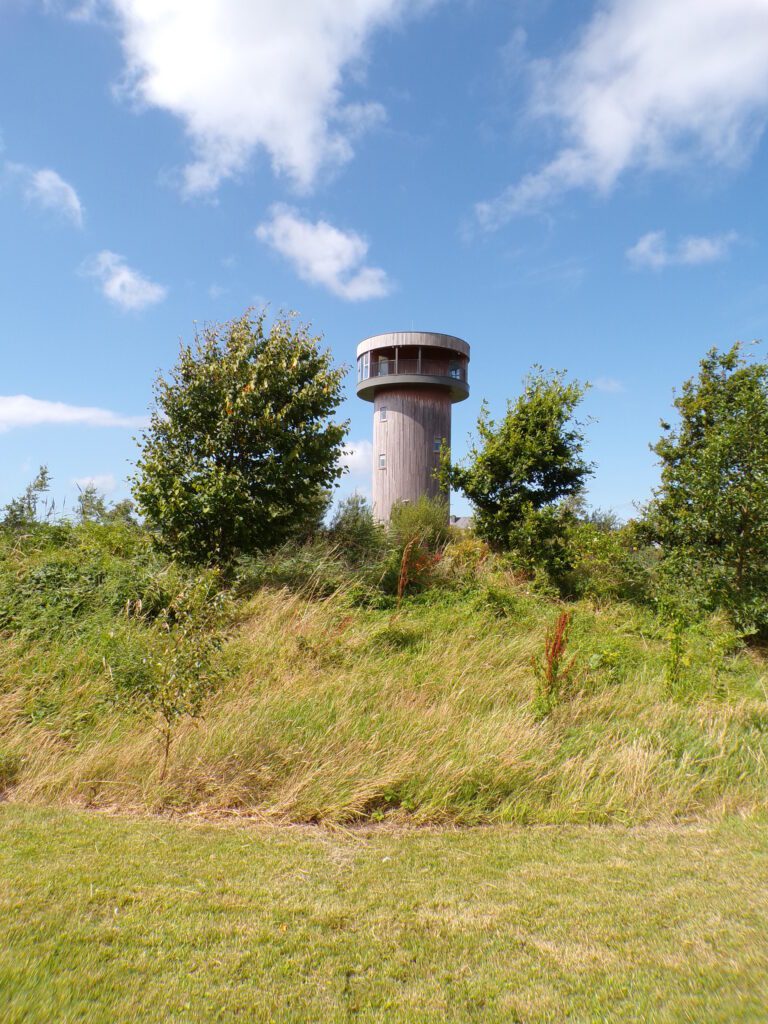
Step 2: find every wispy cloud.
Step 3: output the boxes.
[477,0,768,228]
[256,205,391,301]
[0,395,146,433]
[593,376,625,394]
[26,168,84,226]
[73,473,118,493]
[627,230,739,270]
[7,163,84,226]
[82,250,167,311]
[70,0,433,195]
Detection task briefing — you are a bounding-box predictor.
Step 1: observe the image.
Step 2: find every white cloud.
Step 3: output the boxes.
[627,230,738,269]
[256,204,391,301]
[77,0,429,195]
[83,250,167,310]
[6,163,84,226]
[593,376,625,394]
[26,168,84,226]
[0,395,146,433]
[478,0,768,227]
[342,439,373,476]
[73,473,117,493]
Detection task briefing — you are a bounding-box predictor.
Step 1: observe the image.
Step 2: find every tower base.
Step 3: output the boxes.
[372,386,451,522]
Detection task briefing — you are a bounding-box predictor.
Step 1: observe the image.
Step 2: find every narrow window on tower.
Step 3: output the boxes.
[379,453,387,469]
[380,406,387,422]
[433,436,443,453]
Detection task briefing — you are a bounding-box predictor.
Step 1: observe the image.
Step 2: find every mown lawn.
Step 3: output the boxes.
[1,806,767,1022]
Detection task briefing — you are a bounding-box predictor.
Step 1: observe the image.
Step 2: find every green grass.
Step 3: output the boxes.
[2,806,767,1022]
[2,523,768,824]
[3,583,768,824]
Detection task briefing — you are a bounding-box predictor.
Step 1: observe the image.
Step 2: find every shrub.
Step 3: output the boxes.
[567,519,653,604]
[383,497,451,598]
[388,496,451,551]
[0,522,194,637]
[645,343,768,637]
[1,466,54,529]
[443,368,592,552]
[327,494,386,565]
[107,572,229,779]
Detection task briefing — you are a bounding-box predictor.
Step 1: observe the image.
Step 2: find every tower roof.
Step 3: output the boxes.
[356,331,470,359]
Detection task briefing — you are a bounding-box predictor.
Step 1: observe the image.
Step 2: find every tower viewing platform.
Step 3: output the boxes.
[355,331,470,403]
[355,331,470,521]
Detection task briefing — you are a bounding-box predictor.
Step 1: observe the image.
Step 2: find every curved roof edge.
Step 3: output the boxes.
[356,331,470,359]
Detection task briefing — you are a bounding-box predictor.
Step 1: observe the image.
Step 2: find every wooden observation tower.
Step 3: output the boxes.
[355,331,471,521]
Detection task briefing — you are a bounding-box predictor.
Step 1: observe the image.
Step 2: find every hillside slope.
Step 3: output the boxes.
[1,525,766,823]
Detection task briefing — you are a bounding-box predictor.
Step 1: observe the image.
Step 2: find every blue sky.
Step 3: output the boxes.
[2,0,768,519]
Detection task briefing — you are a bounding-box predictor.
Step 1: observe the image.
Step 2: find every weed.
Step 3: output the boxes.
[663,618,690,695]
[531,610,577,716]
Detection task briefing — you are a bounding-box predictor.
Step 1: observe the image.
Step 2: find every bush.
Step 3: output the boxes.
[327,494,386,565]
[567,519,653,604]
[388,496,450,549]
[645,343,768,638]
[383,497,451,598]
[443,369,592,551]
[106,571,229,778]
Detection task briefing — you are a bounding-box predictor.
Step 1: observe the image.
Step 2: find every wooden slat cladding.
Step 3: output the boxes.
[372,387,451,521]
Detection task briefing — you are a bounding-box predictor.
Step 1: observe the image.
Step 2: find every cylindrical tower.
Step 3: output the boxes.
[355,331,470,521]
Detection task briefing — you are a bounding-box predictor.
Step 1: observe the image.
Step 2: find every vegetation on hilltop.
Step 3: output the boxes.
[0,511,766,823]
[1,320,768,823]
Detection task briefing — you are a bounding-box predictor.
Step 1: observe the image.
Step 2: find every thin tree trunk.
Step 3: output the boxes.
[159,723,172,782]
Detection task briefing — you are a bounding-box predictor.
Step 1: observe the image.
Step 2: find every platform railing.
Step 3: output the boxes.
[359,358,466,382]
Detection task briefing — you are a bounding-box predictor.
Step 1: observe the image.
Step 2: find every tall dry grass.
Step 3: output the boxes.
[2,567,767,824]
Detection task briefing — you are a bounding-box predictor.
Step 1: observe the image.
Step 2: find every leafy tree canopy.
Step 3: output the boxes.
[443,368,592,553]
[644,342,768,631]
[133,310,348,563]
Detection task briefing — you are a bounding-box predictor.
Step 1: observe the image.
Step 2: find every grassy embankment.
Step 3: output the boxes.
[2,806,767,1023]
[1,522,767,823]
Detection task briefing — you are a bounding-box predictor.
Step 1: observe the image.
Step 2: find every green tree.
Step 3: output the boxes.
[644,342,768,633]
[2,466,53,529]
[76,483,108,523]
[442,369,592,576]
[133,311,348,563]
